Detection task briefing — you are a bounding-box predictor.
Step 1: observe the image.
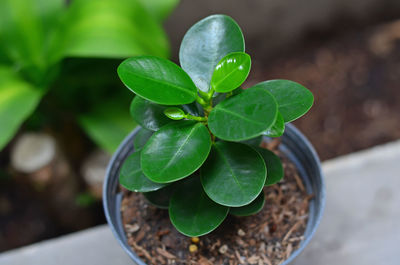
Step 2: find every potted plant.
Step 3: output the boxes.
[104,14,325,265]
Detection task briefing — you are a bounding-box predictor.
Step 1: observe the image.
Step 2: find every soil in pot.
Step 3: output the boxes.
[120,140,312,265]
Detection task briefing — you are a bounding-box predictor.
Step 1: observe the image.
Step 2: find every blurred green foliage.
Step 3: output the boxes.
[75,192,97,207]
[0,0,178,152]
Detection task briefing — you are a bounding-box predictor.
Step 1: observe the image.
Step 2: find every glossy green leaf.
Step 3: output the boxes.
[256,147,284,186]
[133,128,153,150]
[144,184,177,209]
[211,52,251,93]
[119,151,167,192]
[179,15,245,92]
[60,0,170,59]
[241,135,263,147]
[141,121,211,183]
[79,101,137,153]
[0,66,42,150]
[118,56,197,105]
[208,87,278,141]
[169,177,229,237]
[137,0,179,21]
[200,142,266,207]
[230,190,265,216]
[164,107,185,120]
[130,96,171,131]
[263,112,285,137]
[252,80,314,122]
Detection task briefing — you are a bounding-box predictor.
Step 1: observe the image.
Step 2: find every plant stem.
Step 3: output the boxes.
[206,87,215,101]
[196,95,208,107]
[185,113,207,122]
[198,89,209,100]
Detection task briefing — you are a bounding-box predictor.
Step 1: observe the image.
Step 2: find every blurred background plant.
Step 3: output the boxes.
[0,0,178,251]
[0,0,178,152]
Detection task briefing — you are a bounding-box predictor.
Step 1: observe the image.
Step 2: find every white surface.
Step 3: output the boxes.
[0,226,132,265]
[1,140,400,265]
[294,140,400,265]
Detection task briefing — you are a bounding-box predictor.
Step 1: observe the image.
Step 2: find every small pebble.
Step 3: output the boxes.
[259,242,266,252]
[191,237,200,243]
[125,223,140,233]
[219,244,228,254]
[189,244,198,253]
[237,229,246,236]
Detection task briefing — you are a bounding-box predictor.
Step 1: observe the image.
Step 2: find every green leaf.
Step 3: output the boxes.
[79,101,137,153]
[119,151,167,192]
[130,96,171,131]
[208,87,278,141]
[256,147,284,186]
[60,0,170,59]
[137,0,179,21]
[169,177,229,237]
[118,56,197,105]
[179,15,245,92]
[211,52,251,93]
[144,184,177,209]
[164,107,185,120]
[141,121,211,183]
[0,49,9,64]
[133,128,153,150]
[263,112,285,137]
[252,80,314,122]
[0,0,64,80]
[241,135,263,147]
[230,190,265,216]
[200,141,266,207]
[0,66,42,150]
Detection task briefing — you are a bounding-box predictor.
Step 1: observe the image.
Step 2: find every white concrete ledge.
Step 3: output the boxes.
[0,226,131,265]
[294,140,400,265]
[1,140,400,265]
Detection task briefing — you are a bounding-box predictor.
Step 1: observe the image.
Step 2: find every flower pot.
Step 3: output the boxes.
[103,123,325,265]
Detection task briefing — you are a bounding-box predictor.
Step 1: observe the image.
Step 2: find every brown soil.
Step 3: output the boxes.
[121,141,311,265]
[248,19,400,160]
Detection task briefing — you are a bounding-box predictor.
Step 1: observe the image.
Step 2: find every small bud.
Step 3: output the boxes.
[191,237,200,243]
[164,107,185,120]
[189,244,198,253]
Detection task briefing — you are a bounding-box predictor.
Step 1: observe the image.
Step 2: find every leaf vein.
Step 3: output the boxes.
[214,107,264,126]
[160,123,200,174]
[130,72,196,97]
[214,145,245,195]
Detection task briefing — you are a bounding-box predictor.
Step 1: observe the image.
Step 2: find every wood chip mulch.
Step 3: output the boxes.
[121,139,311,265]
